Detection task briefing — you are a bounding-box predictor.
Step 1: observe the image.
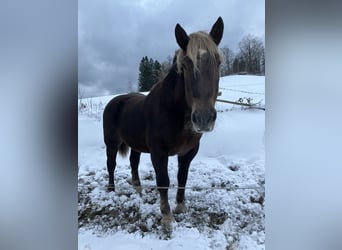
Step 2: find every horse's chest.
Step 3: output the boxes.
[169,131,201,156]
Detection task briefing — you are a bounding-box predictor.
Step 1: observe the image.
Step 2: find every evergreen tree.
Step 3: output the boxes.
[138,56,153,91]
[138,57,163,92]
[147,58,154,90]
[152,60,162,85]
[232,57,240,74]
[238,55,246,73]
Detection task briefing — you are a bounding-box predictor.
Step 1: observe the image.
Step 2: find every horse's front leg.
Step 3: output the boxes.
[175,143,200,214]
[150,151,173,225]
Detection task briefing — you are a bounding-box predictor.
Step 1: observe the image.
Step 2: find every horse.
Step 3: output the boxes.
[103,17,224,225]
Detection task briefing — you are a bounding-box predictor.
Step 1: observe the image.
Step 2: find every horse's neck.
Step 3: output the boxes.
[162,65,189,111]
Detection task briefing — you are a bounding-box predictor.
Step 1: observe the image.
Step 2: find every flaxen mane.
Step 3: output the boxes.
[176,31,223,74]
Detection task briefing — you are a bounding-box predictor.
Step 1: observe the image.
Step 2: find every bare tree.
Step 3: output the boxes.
[220,46,235,76]
[78,87,86,110]
[260,47,265,75]
[127,80,136,92]
[238,34,264,74]
[160,55,173,78]
[78,86,84,99]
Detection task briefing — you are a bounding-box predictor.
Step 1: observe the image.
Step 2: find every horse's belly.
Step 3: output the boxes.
[119,128,149,153]
[127,140,150,153]
[117,97,149,153]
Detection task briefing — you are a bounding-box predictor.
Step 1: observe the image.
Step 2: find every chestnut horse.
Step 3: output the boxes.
[103,17,224,225]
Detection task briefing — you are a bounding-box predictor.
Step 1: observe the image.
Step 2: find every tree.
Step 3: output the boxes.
[138,56,162,92]
[231,54,247,74]
[238,54,246,73]
[152,60,162,85]
[260,47,265,75]
[220,46,235,76]
[161,55,173,78]
[138,56,153,91]
[238,34,264,74]
[232,57,240,74]
[127,80,135,92]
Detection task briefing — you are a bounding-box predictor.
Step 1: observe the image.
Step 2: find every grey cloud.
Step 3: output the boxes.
[78,0,265,97]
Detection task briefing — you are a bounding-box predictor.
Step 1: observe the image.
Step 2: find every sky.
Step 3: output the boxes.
[78,0,265,97]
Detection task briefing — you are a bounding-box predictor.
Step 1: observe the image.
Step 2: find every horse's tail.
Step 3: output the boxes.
[118,142,129,157]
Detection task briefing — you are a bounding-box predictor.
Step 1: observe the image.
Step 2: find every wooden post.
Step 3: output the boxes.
[216,99,265,111]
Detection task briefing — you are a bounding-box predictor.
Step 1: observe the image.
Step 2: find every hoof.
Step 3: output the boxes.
[132,179,142,194]
[161,213,174,236]
[133,185,142,194]
[132,179,141,186]
[107,184,115,192]
[175,202,187,214]
[161,213,174,226]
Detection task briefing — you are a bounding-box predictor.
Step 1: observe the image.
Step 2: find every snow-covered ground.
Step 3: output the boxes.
[78,75,265,249]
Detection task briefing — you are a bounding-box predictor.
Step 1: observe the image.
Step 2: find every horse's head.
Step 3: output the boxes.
[175,17,224,133]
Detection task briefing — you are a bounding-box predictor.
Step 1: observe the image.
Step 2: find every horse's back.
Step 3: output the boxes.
[103,93,145,122]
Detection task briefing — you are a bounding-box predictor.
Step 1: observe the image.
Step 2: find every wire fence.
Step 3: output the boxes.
[219,87,264,95]
[77,183,264,192]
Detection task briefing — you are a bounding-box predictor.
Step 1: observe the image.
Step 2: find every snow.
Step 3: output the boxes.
[79,229,223,250]
[78,75,265,249]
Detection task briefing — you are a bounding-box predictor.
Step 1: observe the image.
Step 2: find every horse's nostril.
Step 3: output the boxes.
[212,110,217,122]
[192,109,216,126]
[192,112,199,124]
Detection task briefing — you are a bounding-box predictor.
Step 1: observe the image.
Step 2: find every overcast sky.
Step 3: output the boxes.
[78,0,264,97]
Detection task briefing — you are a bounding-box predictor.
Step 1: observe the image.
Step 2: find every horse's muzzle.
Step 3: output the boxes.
[191,108,217,133]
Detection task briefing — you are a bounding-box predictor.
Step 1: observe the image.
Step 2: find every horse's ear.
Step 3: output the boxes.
[209,17,224,45]
[175,23,189,51]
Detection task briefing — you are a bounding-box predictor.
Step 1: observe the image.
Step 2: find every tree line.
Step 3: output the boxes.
[138,34,264,92]
[222,34,265,76]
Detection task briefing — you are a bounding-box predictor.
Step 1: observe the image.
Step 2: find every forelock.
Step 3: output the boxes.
[176,31,223,74]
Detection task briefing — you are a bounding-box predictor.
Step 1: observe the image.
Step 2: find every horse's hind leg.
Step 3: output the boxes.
[129,149,141,192]
[106,145,118,192]
[175,143,200,214]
